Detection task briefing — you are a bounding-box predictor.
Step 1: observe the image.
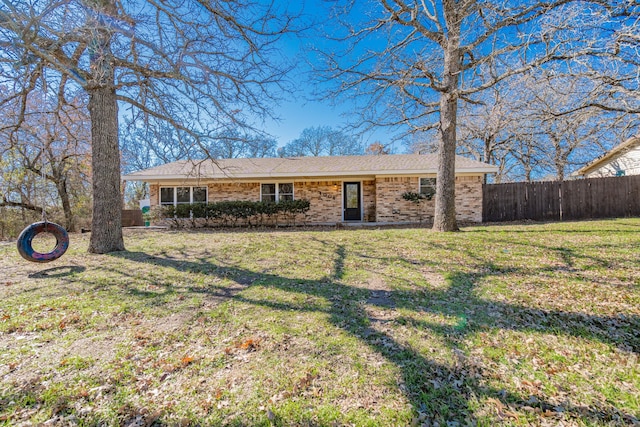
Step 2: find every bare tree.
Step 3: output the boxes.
[550,2,640,117]
[522,74,624,180]
[1,0,297,252]
[365,142,392,155]
[321,0,635,231]
[0,87,91,231]
[280,126,364,157]
[497,71,632,181]
[209,130,278,159]
[453,87,517,183]
[457,72,630,182]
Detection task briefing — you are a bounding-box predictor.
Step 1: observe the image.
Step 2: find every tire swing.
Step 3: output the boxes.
[16,149,69,263]
[17,221,69,263]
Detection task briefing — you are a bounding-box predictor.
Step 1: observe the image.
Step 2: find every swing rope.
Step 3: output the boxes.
[39,147,48,226]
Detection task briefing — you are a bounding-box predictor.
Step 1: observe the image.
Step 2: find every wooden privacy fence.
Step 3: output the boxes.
[121,209,144,227]
[482,175,640,222]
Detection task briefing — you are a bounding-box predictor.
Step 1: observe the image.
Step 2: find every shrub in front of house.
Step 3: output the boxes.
[160,199,310,228]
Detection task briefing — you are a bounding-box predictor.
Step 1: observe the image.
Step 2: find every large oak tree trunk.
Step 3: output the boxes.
[86,0,124,253]
[87,85,124,253]
[433,7,461,232]
[433,89,460,232]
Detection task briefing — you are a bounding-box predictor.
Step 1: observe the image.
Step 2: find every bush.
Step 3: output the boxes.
[401,191,432,224]
[160,199,311,228]
[402,191,431,202]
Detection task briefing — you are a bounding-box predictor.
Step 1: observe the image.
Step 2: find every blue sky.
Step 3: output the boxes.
[257,0,404,150]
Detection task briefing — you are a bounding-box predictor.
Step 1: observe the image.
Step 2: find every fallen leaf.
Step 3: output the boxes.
[239,338,259,351]
[486,397,505,411]
[501,409,519,420]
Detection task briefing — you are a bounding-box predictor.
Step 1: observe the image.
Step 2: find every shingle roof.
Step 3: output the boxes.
[122,153,497,181]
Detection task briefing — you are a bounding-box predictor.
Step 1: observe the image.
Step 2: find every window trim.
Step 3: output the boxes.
[260,182,295,203]
[159,186,208,206]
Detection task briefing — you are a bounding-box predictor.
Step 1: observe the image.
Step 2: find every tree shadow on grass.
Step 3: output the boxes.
[28,265,86,279]
[108,249,639,425]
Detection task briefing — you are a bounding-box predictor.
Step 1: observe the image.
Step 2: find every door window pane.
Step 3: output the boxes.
[176,187,190,204]
[346,183,359,209]
[160,188,174,205]
[193,187,207,203]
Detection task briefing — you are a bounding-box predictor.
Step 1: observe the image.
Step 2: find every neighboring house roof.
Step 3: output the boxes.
[573,135,640,177]
[122,153,498,181]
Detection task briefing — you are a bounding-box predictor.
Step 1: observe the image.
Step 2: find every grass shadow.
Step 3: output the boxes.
[107,248,639,424]
[28,265,86,279]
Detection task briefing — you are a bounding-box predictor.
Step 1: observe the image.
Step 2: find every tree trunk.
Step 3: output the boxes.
[433,90,460,231]
[433,10,461,232]
[56,177,75,232]
[87,86,124,253]
[483,139,492,185]
[86,1,125,253]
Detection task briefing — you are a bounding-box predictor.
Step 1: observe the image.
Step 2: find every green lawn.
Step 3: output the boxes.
[1,219,639,426]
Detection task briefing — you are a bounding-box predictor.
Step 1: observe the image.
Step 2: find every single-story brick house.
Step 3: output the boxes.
[573,135,640,178]
[122,153,497,224]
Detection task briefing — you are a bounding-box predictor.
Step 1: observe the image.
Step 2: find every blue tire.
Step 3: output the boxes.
[17,222,69,263]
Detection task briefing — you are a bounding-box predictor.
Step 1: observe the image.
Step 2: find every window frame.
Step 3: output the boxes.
[159,186,208,206]
[260,182,295,203]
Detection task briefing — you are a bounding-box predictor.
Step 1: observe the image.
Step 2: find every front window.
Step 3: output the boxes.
[261,184,276,202]
[159,186,208,206]
[160,188,174,206]
[419,178,436,199]
[176,187,190,204]
[193,187,207,203]
[279,183,294,201]
[261,183,294,202]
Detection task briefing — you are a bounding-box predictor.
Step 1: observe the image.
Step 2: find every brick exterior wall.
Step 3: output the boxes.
[454,175,483,223]
[149,184,158,206]
[363,180,376,222]
[148,175,484,225]
[374,175,483,223]
[208,182,260,201]
[294,181,342,223]
[375,177,431,223]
